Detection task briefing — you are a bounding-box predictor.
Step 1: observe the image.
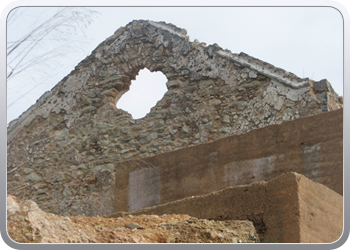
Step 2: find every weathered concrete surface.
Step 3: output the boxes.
[113,173,343,243]
[7,20,342,216]
[298,175,344,243]
[115,108,343,212]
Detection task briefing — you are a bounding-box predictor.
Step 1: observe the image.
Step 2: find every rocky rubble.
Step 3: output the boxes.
[7,195,258,243]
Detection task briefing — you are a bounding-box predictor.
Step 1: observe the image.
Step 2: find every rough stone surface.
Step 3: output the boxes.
[7,20,342,217]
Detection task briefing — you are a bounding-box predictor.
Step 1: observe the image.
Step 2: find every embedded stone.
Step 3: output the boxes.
[209,99,222,106]
[23,168,33,175]
[223,115,230,123]
[126,222,143,229]
[235,101,247,111]
[169,129,178,136]
[166,80,180,89]
[182,125,191,133]
[314,79,330,93]
[149,132,158,140]
[63,188,72,197]
[248,71,258,78]
[24,172,42,182]
[54,129,69,141]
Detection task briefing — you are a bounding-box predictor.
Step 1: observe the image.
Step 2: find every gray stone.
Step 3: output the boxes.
[54,128,69,141]
[146,122,154,128]
[148,148,158,153]
[314,79,330,93]
[182,125,191,133]
[123,153,136,159]
[200,79,214,88]
[67,138,76,145]
[24,172,42,182]
[36,158,46,164]
[209,99,222,106]
[34,183,47,189]
[121,149,132,154]
[166,80,180,89]
[23,168,33,175]
[81,106,97,114]
[63,188,72,197]
[87,156,95,161]
[219,127,231,133]
[120,127,130,134]
[223,115,231,123]
[139,146,147,153]
[50,172,64,183]
[285,100,295,108]
[89,134,99,144]
[126,222,143,229]
[248,71,258,78]
[308,101,318,109]
[316,92,328,105]
[204,122,213,128]
[149,132,158,140]
[93,164,114,173]
[235,101,247,111]
[169,129,178,136]
[274,96,285,111]
[100,140,109,146]
[139,136,150,145]
[87,90,99,98]
[155,119,165,127]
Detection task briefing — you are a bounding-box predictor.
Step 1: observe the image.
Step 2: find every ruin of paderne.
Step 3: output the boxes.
[7,20,344,243]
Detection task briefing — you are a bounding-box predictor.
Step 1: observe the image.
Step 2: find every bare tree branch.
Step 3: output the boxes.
[7,7,99,82]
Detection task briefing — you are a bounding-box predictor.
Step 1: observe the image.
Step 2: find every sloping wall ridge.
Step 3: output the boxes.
[8,20,342,138]
[7,20,342,217]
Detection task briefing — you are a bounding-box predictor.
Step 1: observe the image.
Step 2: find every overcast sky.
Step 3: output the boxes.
[6,6,344,122]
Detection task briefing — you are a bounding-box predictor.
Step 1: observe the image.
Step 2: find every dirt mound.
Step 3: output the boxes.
[7,195,258,243]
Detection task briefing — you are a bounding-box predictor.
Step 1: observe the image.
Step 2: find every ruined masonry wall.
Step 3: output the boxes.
[7,20,342,216]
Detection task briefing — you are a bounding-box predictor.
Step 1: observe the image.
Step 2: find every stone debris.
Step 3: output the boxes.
[7,195,258,243]
[125,222,143,229]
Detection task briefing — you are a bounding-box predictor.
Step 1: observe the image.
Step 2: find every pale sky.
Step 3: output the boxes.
[6,6,344,122]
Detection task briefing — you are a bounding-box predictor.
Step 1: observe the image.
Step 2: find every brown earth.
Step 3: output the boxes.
[6,194,258,243]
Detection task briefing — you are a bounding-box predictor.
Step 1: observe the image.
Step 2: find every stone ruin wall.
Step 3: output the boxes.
[7,20,343,217]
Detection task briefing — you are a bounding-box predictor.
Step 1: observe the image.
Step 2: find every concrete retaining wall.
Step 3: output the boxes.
[115,108,343,212]
[112,173,343,243]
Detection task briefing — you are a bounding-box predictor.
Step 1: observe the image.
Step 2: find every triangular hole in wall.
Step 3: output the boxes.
[116,68,168,119]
